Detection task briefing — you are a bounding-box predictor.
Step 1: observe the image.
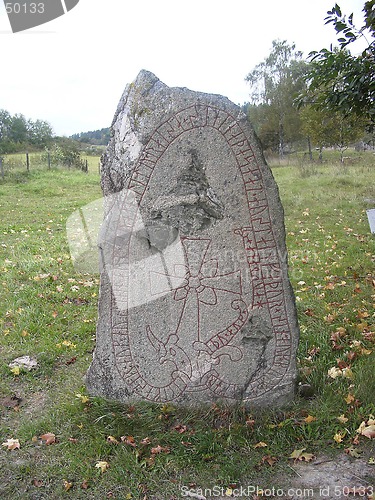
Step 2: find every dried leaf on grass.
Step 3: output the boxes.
[121,435,136,447]
[95,461,109,473]
[150,444,170,455]
[289,448,315,462]
[2,438,20,451]
[40,433,56,445]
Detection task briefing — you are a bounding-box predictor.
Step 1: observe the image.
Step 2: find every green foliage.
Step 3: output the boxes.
[71,127,110,146]
[300,2,375,130]
[0,109,53,154]
[300,106,366,161]
[245,40,309,155]
[43,139,84,169]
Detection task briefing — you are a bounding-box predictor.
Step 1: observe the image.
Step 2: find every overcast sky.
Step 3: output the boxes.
[0,0,366,136]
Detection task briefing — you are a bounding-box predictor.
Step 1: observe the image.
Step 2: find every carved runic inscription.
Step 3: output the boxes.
[107,103,294,402]
[146,238,248,393]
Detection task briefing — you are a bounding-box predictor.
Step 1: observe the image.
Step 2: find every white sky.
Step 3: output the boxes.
[0,0,366,136]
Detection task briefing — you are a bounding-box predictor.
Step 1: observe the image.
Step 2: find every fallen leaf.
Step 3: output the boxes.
[150,444,170,455]
[140,437,151,445]
[261,455,277,466]
[75,394,89,403]
[345,446,362,458]
[10,366,20,376]
[63,480,73,491]
[40,433,56,445]
[346,351,357,362]
[173,424,187,434]
[352,434,361,445]
[361,425,375,439]
[345,393,355,405]
[66,356,77,365]
[334,432,345,443]
[324,314,336,324]
[68,437,78,444]
[289,448,314,462]
[304,415,316,423]
[121,435,136,447]
[95,461,109,473]
[304,308,315,317]
[2,438,20,451]
[328,367,342,379]
[81,480,89,490]
[337,414,349,424]
[342,367,354,379]
[107,435,119,445]
[32,479,43,488]
[254,441,268,448]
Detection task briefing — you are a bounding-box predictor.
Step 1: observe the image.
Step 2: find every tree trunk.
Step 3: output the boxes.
[278,117,285,159]
[307,136,313,161]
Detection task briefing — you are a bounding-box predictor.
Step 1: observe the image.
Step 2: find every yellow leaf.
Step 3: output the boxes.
[2,438,20,451]
[337,414,348,424]
[254,441,268,448]
[342,367,354,379]
[10,366,20,376]
[345,393,355,404]
[360,348,372,355]
[95,461,109,473]
[304,415,316,424]
[300,452,315,462]
[289,448,305,459]
[106,436,119,445]
[225,489,233,497]
[345,446,362,458]
[75,394,89,403]
[334,432,344,443]
[63,480,73,491]
[289,448,314,462]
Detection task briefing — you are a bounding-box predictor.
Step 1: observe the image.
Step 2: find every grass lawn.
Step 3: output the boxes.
[0,153,374,499]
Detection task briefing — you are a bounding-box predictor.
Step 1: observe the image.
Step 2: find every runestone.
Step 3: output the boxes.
[86,70,300,406]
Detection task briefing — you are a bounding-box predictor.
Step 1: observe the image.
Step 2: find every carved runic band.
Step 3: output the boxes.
[109,103,293,401]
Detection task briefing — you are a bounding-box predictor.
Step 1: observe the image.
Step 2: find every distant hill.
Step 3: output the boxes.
[70,128,110,146]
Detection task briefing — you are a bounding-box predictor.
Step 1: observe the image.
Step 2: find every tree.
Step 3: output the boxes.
[28,119,53,147]
[300,106,365,161]
[245,40,308,156]
[300,1,375,130]
[8,113,28,144]
[0,110,12,153]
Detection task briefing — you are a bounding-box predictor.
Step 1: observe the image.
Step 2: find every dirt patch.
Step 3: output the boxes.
[190,448,374,500]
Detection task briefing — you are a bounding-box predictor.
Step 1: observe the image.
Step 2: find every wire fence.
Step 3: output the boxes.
[0,152,101,179]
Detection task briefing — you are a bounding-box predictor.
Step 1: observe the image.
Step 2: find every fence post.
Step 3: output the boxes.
[47,151,51,170]
[26,151,30,172]
[0,157,4,180]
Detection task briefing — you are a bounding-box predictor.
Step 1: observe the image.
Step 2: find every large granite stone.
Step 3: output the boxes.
[86,70,299,406]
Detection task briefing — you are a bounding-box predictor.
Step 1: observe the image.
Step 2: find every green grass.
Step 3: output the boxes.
[0,154,374,499]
